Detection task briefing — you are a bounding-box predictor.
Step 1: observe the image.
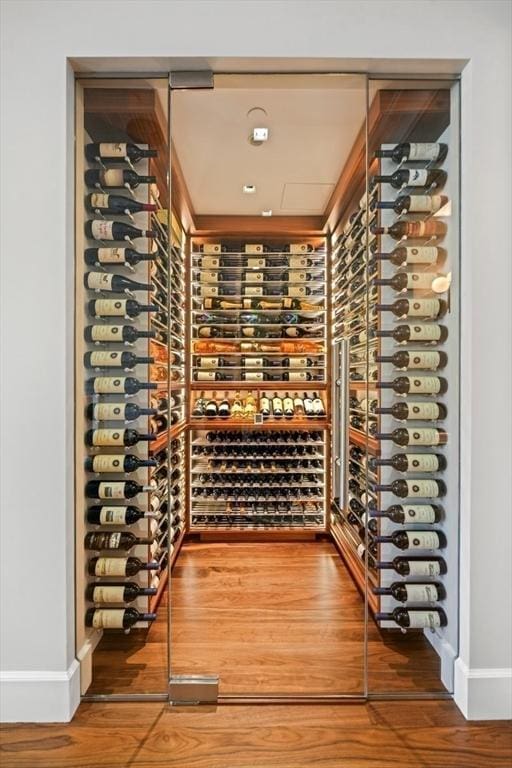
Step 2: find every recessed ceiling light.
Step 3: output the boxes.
[262,209,273,217]
[243,184,256,194]
[253,127,269,142]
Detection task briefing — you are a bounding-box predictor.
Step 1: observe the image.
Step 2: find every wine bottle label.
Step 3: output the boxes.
[91,609,125,629]
[87,272,114,291]
[198,357,218,369]
[405,428,441,446]
[287,357,307,368]
[91,455,125,472]
[402,505,437,523]
[200,257,220,268]
[405,479,441,497]
[97,482,127,499]
[289,256,308,268]
[287,286,307,297]
[405,351,442,369]
[106,532,122,549]
[90,220,115,240]
[405,273,436,291]
[245,244,263,254]
[288,271,307,282]
[241,327,258,338]
[404,583,439,603]
[407,560,441,577]
[91,429,125,447]
[247,358,263,367]
[357,543,365,558]
[99,142,127,158]
[203,244,221,254]
[405,169,429,186]
[400,247,438,265]
[405,531,441,549]
[93,377,125,394]
[97,247,126,264]
[100,169,126,187]
[90,325,124,342]
[260,398,270,410]
[200,286,218,297]
[287,371,308,381]
[91,585,126,603]
[404,453,440,472]
[407,143,441,162]
[403,299,440,318]
[244,286,264,296]
[200,271,219,282]
[290,244,309,254]
[407,610,442,629]
[90,193,110,209]
[245,272,263,282]
[93,300,127,317]
[247,258,265,268]
[94,558,128,576]
[89,351,124,367]
[405,324,443,343]
[93,403,125,420]
[408,377,442,394]
[195,371,217,381]
[99,506,128,524]
[405,195,443,213]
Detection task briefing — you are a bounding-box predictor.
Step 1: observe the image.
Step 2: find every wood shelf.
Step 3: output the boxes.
[149,420,187,454]
[349,427,380,455]
[189,418,329,431]
[192,528,322,541]
[190,381,327,391]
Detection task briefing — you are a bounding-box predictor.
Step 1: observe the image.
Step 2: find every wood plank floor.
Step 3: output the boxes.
[90,539,444,695]
[1,701,511,768]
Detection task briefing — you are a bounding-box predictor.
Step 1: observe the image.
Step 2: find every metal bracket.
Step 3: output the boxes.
[169,675,219,705]
[169,71,214,90]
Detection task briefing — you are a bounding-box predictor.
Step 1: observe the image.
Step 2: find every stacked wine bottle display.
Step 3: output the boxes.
[370,142,451,631]
[82,140,178,631]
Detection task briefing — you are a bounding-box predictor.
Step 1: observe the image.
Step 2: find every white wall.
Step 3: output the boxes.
[1,0,510,721]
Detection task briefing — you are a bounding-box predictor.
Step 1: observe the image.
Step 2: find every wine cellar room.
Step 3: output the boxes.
[76,73,460,702]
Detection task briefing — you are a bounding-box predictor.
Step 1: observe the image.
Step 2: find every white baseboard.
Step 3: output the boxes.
[454,658,512,720]
[0,660,81,722]
[424,630,457,691]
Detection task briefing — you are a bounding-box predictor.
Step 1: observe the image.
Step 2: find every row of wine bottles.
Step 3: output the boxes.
[191,391,326,419]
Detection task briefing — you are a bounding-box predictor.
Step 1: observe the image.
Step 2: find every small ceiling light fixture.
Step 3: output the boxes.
[249,127,270,146]
[261,209,273,217]
[243,184,256,194]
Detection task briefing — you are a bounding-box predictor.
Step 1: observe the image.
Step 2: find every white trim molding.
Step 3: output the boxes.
[454,658,512,720]
[0,660,80,723]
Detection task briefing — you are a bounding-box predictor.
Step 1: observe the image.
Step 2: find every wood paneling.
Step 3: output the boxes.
[2,701,511,768]
[193,215,324,236]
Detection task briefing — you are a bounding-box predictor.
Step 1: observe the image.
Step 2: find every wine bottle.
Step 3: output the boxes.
[374,246,445,267]
[84,531,153,551]
[374,581,445,603]
[85,220,156,242]
[86,376,157,396]
[240,371,280,382]
[85,142,157,164]
[377,376,448,396]
[84,272,153,294]
[374,272,442,293]
[85,454,156,473]
[293,392,305,416]
[86,402,157,422]
[195,356,235,368]
[375,143,448,164]
[85,169,156,189]
[375,350,448,371]
[87,505,158,525]
[193,371,235,381]
[85,480,153,500]
[370,453,446,473]
[283,393,295,419]
[86,581,157,604]
[376,298,446,319]
[377,195,448,215]
[85,606,157,629]
[88,299,157,319]
[375,529,446,551]
[312,392,326,417]
[371,503,442,524]
[205,396,218,418]
[376,556,447,577]
[376,427,447,447]
[218,393,231,419]
[86,193,156,216]
[376,607,447,629]
[372,221,447,240]
[85,247,156,267]
[84,351,153,370]
[84,325,155,345]
[85,428,156,447]
[373,478,446,498]
[303,392,315,416]
[272,392,284,418]
[372,168,447,190]
[376,324,448,344]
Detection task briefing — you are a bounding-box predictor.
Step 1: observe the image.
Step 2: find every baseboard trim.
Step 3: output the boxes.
[0,660,81,722]
[454,658,512,720]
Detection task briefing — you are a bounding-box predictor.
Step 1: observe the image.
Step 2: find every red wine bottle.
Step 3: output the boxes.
[85,169,156,189]
[375,530,446,550]
[370,453,446,473]
[86,581,157,603]
[371,503,442,524]
[86,193,156,215]
[84,272,153,293]
[86,402,157,422]
[377,195,448,215]
[86,505,158,525]
[374,581,445,603]
[375,143,448,164]
[85,220,156,242]
[85,377,157,396]
[376,324,448,344]
[375,427,448,447]
[376,298,446,319]
[84,531,153,551]
[85,607,157,629]
[84,351,153,370]
[88,556,159,577]
[376,556,447,577]
[84,325,155,344]
[376,350,447,370]
[85,143,157,164]
[85,480,154,500]
[85,247,156,267]
[85,428,156,448]
[377,376,448,396]
[85,454,156,473]
[88,299,157,319]
[372,168,447,190]
[374,272,440,292]
[374,246,444,267]
[375,607,447,629]
[372,220,447,240]
[373,478,446,498]
[375,401,447,421]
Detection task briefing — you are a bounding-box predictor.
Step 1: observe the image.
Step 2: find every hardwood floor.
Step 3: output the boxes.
[90,539,444,695]
[1,701,511,768]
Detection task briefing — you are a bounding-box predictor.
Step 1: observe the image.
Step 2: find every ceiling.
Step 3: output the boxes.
[170,78,367,216]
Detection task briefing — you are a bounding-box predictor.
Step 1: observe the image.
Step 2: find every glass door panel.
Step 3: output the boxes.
[365,79,461,694]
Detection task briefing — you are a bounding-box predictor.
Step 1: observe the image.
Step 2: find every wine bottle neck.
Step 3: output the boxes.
[373,587,392,595]
[376,202,395,209]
